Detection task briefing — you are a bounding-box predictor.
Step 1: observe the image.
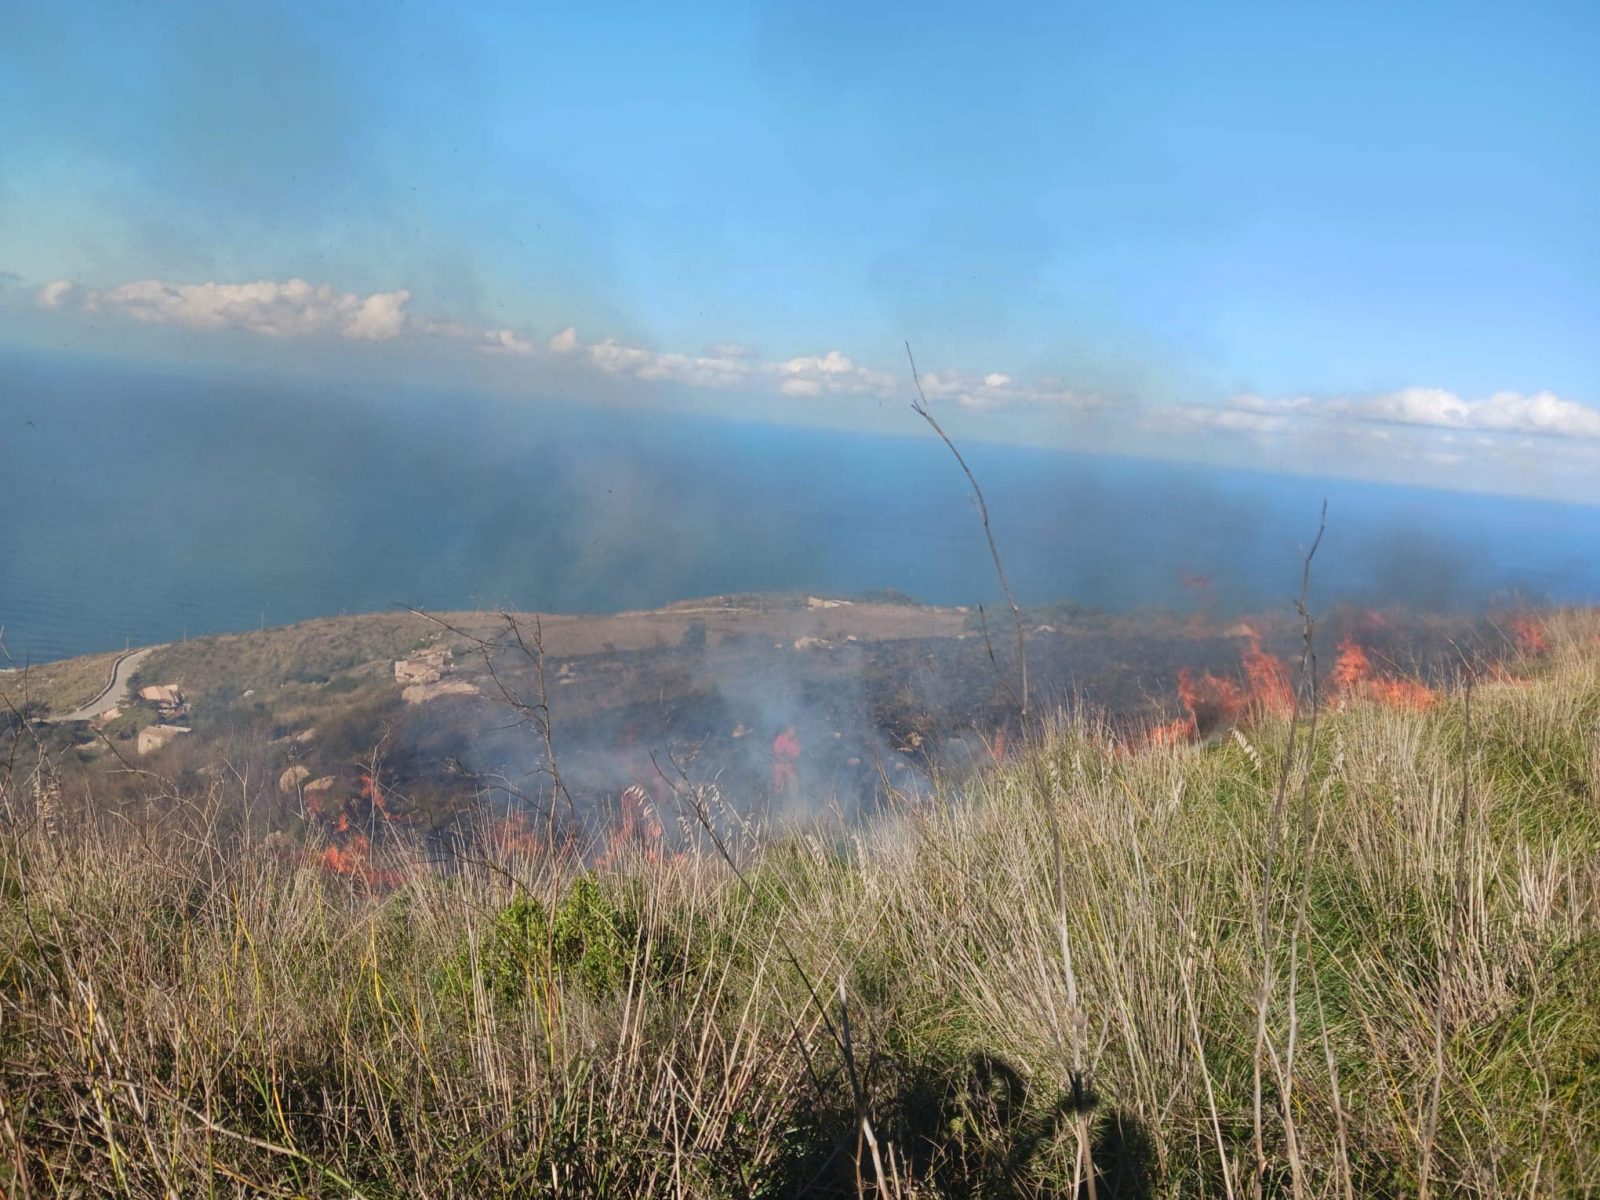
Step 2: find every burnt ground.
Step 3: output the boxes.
[6,596,1533,844]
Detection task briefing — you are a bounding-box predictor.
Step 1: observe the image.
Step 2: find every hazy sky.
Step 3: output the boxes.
[3,1,1598,500]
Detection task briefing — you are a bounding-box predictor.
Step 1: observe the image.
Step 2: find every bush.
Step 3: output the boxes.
[450,874,654,1009]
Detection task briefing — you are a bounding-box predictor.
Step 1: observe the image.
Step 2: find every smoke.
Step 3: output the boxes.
[11,352,1589,848]
[6,352,1598,668]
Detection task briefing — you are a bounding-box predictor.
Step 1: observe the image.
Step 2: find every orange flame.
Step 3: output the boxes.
[1332,638,1372,693]
[1150,629,1446,746]
[1355,609,1392,633]
[1482,660,1533,687]
[1365,678,1438,709]
[598,784,665,867]
[1332,637,1437,710]
[1143,716,1197,747]
[485,811,546,858]
[1506,613,1549,657]
[320,834,369,876]
[1241,638,1294,719]
[318,832,401,889]
[1176,667,1245,738]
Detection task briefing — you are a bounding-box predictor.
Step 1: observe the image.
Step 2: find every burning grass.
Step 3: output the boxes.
[1140,614,1489,750]
[1,611,1597,1196]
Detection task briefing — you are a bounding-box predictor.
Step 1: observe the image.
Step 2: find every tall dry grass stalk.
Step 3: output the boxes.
[1,614,1598,1196]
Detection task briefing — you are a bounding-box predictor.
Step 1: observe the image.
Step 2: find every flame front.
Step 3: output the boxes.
[1507,612,1549,656]
[1146,627,1454,748]
[1331,637,1436,710]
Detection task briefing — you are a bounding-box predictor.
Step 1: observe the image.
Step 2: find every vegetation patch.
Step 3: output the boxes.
[1,611,1597,1195]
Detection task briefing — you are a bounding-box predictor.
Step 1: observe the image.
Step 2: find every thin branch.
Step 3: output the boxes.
[403,606,576,832]
[1251,500,1326,1196]
[906,342,1029,719]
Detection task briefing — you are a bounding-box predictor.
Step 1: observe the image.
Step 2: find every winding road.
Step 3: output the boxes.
[48,646,158,722]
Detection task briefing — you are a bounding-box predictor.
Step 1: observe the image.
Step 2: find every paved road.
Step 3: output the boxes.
[48,646,158,722]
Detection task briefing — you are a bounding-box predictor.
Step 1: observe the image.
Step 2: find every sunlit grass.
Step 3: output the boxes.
[1,614,1597,1196]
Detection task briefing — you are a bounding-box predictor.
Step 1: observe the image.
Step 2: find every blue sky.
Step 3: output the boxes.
[4,0,1599,499]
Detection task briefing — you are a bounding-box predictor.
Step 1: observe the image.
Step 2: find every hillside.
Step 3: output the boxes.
[5,597,1529,842]
[1,609,1594,1195]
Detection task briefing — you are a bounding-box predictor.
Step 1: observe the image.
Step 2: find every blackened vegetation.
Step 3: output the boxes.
[6,602,1532,851]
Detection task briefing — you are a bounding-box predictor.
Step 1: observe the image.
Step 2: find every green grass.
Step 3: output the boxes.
[1,614,1598,1196]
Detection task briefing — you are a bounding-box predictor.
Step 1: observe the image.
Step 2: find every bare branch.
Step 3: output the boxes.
[906,342,1029,719]
[1251,499,1326,1196]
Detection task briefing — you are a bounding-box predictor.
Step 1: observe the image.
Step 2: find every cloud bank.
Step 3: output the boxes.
[39,277,413,341]
[27,269,1600,501]
[1165,387,1600,443]
[33,272,1098,415]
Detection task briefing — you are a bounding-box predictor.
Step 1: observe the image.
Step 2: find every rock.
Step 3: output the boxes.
[278,764,312,794]
[402,679,480,705]
[395,649,452,684]
[136,725,190,756]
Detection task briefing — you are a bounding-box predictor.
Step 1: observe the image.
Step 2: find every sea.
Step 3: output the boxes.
[4,349,1599,664]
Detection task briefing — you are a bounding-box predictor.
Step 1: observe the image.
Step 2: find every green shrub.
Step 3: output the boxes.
[447,874,651,1008]
[552,873,635,998]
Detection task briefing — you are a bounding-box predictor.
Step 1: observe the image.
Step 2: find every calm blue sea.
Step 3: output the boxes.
[4,349,1598,663]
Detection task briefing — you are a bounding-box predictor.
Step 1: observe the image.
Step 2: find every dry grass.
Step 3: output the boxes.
[2,615,1598,1197]
[0,651,124,717]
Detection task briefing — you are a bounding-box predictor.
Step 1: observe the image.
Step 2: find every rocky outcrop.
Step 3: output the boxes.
[137,725,190,756]
[402,679,479,705]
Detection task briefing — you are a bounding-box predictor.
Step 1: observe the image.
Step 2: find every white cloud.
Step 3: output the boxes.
[1158,406,1292,436]
[547,328,756,388]
[39,274,551,358]
[409,317,532,354]
[1147,387,1600,500]
[482,328,534,355]
[47,266,1592,498]
[344,289,411,341]
[42,276,417,342]
[1212,387,1600,441]
[33,271,1109,420]
[770,350,896,398]
[780,350,855,376]
[635,349,751,387]
[407,316,474,341]
[37,280,75,309]
[917,368,1098,412]
[1442,390,1600,438]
